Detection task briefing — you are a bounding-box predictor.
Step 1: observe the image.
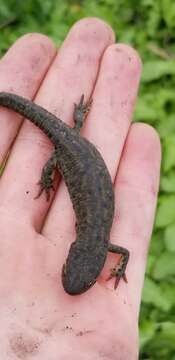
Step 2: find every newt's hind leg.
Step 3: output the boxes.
[73,94,92,133]
[107,244,129,289]
[35,151,58,201]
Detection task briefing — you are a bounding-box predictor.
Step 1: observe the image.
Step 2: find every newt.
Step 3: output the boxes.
[0,92,129,295]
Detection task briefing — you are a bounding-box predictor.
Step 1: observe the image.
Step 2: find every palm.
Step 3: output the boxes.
[0,18,160,359]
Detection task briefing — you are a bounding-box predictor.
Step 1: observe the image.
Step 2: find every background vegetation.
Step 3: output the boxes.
[0,0,175,358]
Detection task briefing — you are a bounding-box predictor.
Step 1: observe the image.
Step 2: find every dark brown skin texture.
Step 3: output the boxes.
[0,92,129,295]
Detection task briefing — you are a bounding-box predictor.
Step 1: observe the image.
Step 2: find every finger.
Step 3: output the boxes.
[104,123,161,317]
[43,44,142,275]
[0,18,115,228]
[0,33,56,162]
[83,43,142,177]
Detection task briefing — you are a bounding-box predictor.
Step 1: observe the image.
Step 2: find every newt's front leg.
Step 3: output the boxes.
[35,95,92,201]
[107,244,130,289]
[35,151,58,201]
[73,94,92,133]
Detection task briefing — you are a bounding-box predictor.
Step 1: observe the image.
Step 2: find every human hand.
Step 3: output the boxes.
[0,18,161,359]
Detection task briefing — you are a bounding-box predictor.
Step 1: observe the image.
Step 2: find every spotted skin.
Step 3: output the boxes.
[0,92,129,295]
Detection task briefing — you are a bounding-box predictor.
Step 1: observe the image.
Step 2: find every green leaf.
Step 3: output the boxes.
[164,223,175,251]
[142,60,175,82]
[161,282,175,308]
[142,277,171,311]
[163,135,175,172]
[160,322,175,342]
[161,170,175,193]
[149,232,165,256]
[153,252,175,279]
[139,320,157,349]
[162,0,175,28]
[158,115,175,138]
[148,322,175,353]
[146,255,156,275]
[155,195,175,228]
[135,96,158,123]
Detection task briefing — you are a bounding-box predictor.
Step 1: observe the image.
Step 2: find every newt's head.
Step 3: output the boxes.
[62,240,106,295]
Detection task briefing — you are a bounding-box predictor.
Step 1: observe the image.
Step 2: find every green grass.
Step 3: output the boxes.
[1,0,175,358]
